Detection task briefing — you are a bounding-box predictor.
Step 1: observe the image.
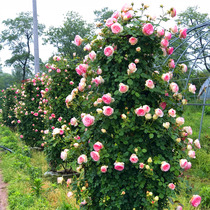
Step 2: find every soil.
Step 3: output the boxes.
[0,160,8,210]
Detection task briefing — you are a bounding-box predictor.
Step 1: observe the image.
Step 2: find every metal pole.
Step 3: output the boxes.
[32,0,40,74]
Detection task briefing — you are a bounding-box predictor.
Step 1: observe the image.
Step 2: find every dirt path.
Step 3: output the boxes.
[0,159,8,210]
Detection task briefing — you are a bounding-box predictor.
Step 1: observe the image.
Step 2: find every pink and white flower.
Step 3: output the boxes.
[104,46,114,57]
[114,162,124,171]
[155,108,164,117]
[163,122,170,129]
[105,17,117,27]
[82,114,95,127]
[130,154,139,163]
[93,142,103,152]
[143,105,150,113]
[74,35,83,46]
[161,73,171,82]
[180,64,188,73]
[170,7,176,17]
[189,84,196,94]
[61,150,68,161]
[111,23,123,34]
[128,63,137,73]
[119,83,129,93]
[180,159,188,169]
[170,82,179,93]
[67,192,73,198]
[168,108,176,117]
[194,139,201,149]
[176,117,185,126]
[90,151,100,161]
[77,154,87,164]
[161,39,169,48]
[161,161,170,172]
[171,25,178,34]
[103,106,114,116]
[101,165,108,173]
[70,117,78,127]
[135,107,146,116]
[157,27,165,37]
[179,28,187,39]
[89,51,96,61]
[190,195,201,207]
[183,126,193,135]
[145,79,154,89]
[168,59,175,68]
[165,31,172,40]
[142,23,154,36]
[102,93,113,104]
[129,37,138,45]
[188,150,196,158]
[168,183,175,190]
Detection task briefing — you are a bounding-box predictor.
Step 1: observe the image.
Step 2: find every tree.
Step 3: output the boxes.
[0,12,45,81]
[94,7,114,23]
[176,6,210,72]
[43,11,93,59]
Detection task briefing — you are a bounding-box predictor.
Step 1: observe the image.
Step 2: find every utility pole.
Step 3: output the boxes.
[32,0,40,74]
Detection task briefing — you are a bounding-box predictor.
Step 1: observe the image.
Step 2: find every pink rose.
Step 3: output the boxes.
[20,135,23,138]
[119,83,129,93]
[93,141,103,152]
[184,161,192,171]
[157,27,165,37]
[142,23,154,36]
[82,114,95,127]
[129,37,138,45]
[101,165,108,173]
[171,25,178,34]
[161,39,169,48]
[170,7,176,17]
[176,117,185,126]
[77,154,87,164]
[121,3,131,12]
[135,107,146,116]
[67,192,73,198]
[111,23,123,34]
[194,139,201,149]
[179,28,187,39]
[70,117,78,127]
[102,93,113,104]
[143,105,150,113]
[188,150,196,158]
[122,11,133,20]
[168,59,175,68]
[90,151,100,161]
[189,84,196,94]
[112,11,120,19]
[74,35,83,46]
[61,151,68,161]
[128,63,137,73]
[180,159,188,169]
[165,32,172,40]
[190,195,201,207]
[168,183,175,190]
[161,161,170,172]
[145,79,154,89]
[180,64,187,73]
[161,73,171,82]
[114,162,124,171]
[105,17,117,27]
[170,82,179,93]
[130,154,139,163]
[160,102,166,110]
[104,46,114,57]
[139,163,145,169]
[168,108,176,117]
[167,47,174,55]
[103,106,114,116]
[89,51,96,61]
[183,126,193,135]
[155,108,164,117]
[176,206,183,210]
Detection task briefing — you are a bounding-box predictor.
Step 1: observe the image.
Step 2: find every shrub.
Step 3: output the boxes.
[200,186,210,209]
[58,3,202,209]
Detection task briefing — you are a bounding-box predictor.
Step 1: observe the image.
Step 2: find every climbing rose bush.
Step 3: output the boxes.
[60,3,202,209]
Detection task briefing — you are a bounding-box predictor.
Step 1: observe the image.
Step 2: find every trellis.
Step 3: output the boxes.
[160,21,210,140]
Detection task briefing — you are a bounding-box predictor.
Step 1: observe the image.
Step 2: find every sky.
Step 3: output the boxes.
[0,0,209,74]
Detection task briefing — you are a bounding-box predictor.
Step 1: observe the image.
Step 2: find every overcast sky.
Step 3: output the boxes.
[0,0,209,74]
